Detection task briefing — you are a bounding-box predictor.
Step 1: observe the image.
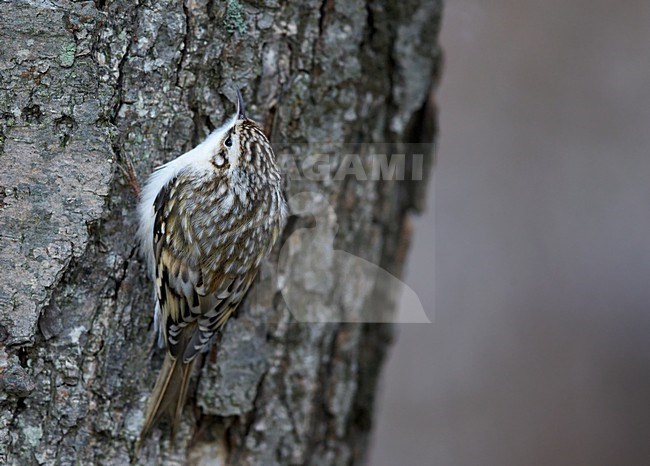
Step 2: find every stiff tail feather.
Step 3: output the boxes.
[139,353,195,443]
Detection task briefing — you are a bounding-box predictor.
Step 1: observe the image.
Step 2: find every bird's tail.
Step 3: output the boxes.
[139,353,195,442]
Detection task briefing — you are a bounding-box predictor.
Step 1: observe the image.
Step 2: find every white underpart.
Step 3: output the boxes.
[137,112,237,334]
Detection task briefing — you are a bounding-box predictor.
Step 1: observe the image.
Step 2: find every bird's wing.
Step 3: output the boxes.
[152,177,244,362]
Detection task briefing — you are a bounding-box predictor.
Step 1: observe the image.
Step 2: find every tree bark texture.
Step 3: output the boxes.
[0,0,441,464]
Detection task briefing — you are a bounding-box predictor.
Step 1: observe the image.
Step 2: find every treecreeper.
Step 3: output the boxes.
[136,90,287,441]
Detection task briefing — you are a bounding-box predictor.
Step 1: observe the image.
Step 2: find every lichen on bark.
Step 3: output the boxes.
[0,0,441,464]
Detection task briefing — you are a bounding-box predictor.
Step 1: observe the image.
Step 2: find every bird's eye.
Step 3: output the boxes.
[224,136,232,147]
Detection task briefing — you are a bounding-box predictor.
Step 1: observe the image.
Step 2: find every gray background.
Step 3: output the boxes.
[372,1,650,465]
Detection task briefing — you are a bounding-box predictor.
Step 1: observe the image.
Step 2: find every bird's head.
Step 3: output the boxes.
[209,90,279,187]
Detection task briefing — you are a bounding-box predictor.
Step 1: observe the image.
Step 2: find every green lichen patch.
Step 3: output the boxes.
[224,0,247,34]
[59,42,76,68]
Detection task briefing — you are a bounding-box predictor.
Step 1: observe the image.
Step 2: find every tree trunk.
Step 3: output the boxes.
[0,0,441,464]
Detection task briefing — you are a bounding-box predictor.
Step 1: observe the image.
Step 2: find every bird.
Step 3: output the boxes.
[136,90,287,440]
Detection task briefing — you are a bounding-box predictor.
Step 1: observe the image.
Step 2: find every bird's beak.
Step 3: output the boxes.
[236,89,246,120]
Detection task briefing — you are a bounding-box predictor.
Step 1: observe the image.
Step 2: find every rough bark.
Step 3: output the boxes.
[0,0,441,464]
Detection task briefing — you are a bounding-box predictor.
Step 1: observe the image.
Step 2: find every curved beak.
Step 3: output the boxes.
[236,89,246,120]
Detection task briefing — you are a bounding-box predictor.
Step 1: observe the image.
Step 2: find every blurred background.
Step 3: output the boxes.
[371,1,650,465]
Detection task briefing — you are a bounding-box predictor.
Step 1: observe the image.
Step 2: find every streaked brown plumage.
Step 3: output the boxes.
[137,91,286,441]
